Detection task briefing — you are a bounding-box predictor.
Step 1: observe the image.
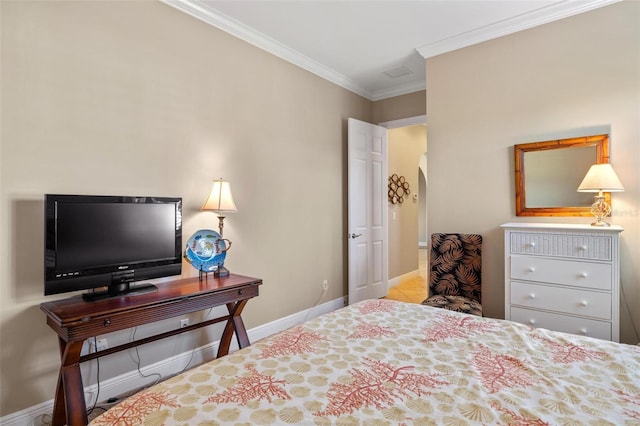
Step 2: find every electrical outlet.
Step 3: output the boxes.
[180,318,190,328]
[322,280,328,291]
[96,338,108,352]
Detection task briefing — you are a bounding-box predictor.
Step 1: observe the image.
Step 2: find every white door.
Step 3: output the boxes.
[348,118,388,304]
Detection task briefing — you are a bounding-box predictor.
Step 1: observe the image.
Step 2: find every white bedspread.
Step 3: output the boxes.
[90,299,640,425]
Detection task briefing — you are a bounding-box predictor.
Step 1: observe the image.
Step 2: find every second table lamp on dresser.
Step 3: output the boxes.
[577,163,624,226]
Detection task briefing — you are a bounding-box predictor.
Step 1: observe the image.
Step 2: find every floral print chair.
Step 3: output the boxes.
[421,233,483,316]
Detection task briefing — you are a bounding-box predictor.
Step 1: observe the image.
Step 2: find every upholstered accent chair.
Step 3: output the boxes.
[422,233,483,316]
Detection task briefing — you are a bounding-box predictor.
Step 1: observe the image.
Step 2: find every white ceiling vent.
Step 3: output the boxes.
[383,66,413,79]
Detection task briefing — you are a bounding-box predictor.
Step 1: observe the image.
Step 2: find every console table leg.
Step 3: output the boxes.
[50,339,68,426]
[217,300,249,358]
[233,315,250,349]
[60,341,88,426]
[51,373,67,426]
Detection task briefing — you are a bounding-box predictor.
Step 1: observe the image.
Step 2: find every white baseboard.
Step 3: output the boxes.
[1,296,347,426]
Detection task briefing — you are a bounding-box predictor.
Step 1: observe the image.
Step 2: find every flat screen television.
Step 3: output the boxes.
[44,194,182,301]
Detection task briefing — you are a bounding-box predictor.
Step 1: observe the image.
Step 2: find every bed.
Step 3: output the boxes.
[89,299,640,425]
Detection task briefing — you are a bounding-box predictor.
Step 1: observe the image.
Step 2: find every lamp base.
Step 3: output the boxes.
[589,195,612,227]
[214,265,230,278]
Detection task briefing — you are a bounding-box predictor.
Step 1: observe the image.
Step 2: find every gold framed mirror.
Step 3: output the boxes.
[515,134,610,216]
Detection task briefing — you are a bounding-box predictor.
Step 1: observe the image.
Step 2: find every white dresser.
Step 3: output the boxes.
[502,222,623,342]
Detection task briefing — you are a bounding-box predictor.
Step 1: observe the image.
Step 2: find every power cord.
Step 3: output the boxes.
[130,327,162,386]
[300,284,328,325]
[85,396,121,419]
[179,347,196,374]
[86,337,101,417]
[31,413,52,426]
[178,308,212,373]
[129,310,207,383]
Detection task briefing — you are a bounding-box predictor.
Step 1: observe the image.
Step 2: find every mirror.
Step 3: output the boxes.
[515,134,610,216]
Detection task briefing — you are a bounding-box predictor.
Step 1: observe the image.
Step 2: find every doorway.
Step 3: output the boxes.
[346,115,426,304]
[380,116,427,288]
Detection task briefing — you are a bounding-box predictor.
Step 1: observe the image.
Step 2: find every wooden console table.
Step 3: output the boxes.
[40,273,262,426]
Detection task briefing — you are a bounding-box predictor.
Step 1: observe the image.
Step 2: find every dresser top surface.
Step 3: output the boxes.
[501,222,623,233]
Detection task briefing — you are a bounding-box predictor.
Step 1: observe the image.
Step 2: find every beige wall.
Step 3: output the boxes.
[426,1,639,343]
[0,1,373,415]
[372,90,426,124]
[388,125,427,278]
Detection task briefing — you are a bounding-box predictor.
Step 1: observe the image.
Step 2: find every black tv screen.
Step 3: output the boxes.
[45,194,182,300]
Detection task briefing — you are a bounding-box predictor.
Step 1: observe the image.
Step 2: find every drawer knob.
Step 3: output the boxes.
[579,272,588,278]
[579,245,588,251]
[104,319,111,327]
[528,319,536,325]
[529,293,536,299]
[528,242,536,248]
[580,328,588,335]
[580,300,588,307]
[527,267,536,273]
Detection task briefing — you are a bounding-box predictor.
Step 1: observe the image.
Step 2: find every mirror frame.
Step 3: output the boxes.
[515,134,610,217]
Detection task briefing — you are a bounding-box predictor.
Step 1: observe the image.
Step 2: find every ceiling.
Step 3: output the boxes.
[162,0,619,101]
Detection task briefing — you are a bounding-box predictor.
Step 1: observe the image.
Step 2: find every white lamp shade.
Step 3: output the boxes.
[577,164,624,192]
[202,179,238,212]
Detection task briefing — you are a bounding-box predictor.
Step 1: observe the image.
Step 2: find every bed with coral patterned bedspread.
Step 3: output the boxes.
[90,299,640,425]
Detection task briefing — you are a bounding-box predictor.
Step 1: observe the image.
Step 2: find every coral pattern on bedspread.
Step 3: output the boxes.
[90,299,640,425]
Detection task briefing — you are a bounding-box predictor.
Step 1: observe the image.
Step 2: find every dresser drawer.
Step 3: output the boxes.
[510,256,611,290]
[510,307,611,340]
[509,233,611,260]
[510,281,611,320]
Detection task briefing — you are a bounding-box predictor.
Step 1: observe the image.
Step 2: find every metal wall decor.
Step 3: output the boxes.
[388,174,410,204]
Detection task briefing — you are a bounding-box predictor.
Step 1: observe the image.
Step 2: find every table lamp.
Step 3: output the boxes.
[577,164,624,226]
[202,178,237,236]
[202,178,237,277]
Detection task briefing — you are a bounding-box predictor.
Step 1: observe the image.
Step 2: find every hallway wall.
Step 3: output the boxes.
[388,125,427,278]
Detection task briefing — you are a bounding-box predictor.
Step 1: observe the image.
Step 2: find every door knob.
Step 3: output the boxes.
[349,233,362,239]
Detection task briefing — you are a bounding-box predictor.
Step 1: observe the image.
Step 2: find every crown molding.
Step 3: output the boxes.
[371,80,426,102]
[161,0,375,99]
[161,0,620,101]
[416,0,622,59]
